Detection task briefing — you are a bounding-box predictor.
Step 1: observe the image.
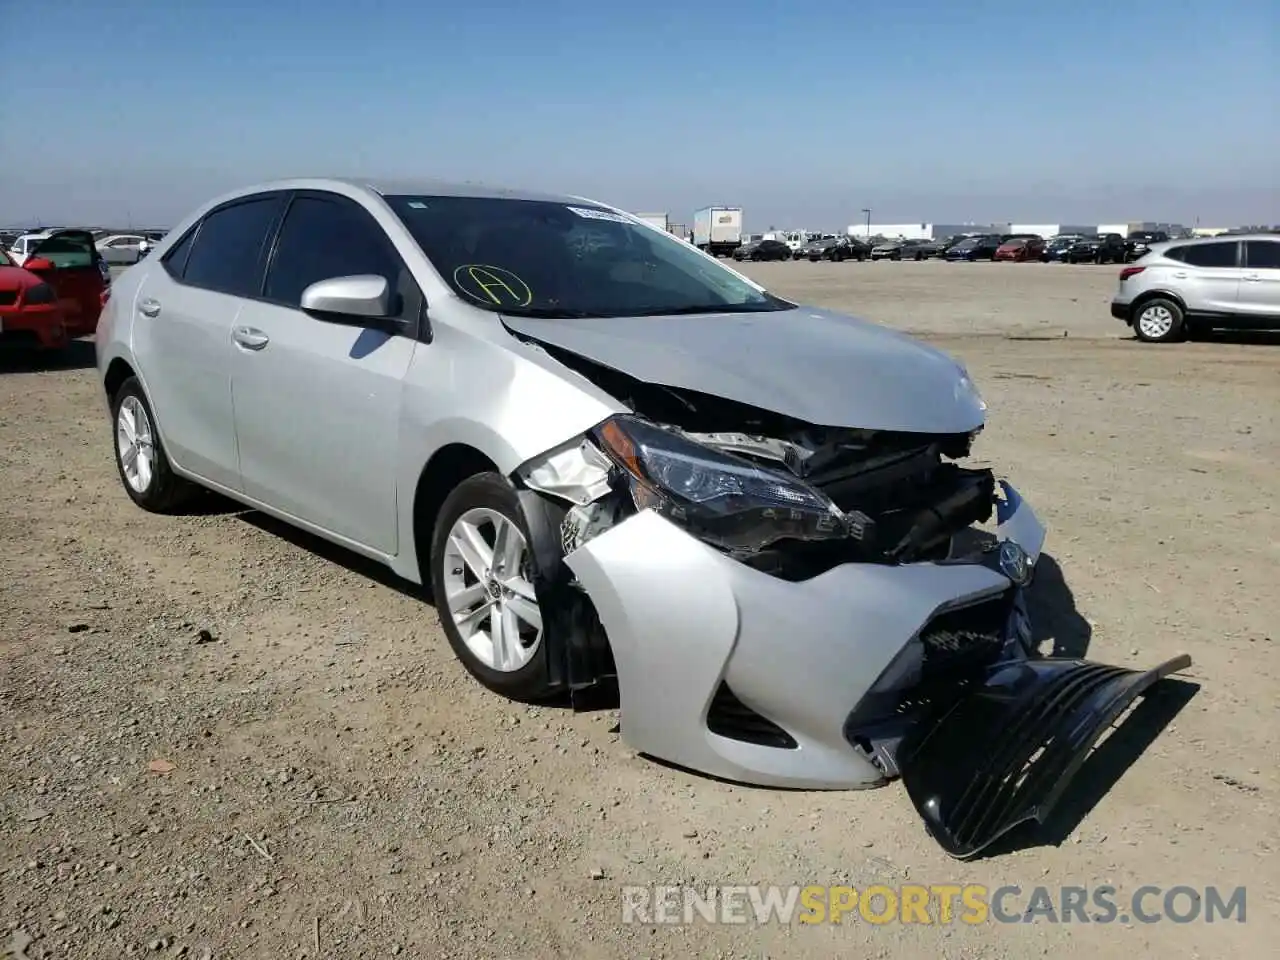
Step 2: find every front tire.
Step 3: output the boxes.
[1132,298,1186,343]
[111,377,192,512]
[430,472,553,701]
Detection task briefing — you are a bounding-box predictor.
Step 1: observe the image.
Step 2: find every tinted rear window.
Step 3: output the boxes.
[1175,242,1238,268]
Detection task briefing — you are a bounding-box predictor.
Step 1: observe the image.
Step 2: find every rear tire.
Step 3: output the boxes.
[430,472,554,702]
[110,377,194,512]
[1132,298,1186,343]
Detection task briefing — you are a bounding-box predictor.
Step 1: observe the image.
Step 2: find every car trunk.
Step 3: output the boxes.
[25,230,107,337]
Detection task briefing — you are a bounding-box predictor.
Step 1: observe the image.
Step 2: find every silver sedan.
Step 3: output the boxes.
[95,177,1190,858]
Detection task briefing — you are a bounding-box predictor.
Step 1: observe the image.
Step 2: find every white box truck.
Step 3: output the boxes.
[635,212,669,232]
[693,206,743,257]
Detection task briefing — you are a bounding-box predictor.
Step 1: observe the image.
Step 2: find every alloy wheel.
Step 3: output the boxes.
[442,507,543,672]
[1137,304,1175,340]
[116,395,156,493]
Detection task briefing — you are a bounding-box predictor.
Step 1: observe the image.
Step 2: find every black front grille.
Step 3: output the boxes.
[706,681,798,749]
[0,291,17,307]
[918,591,1014,679]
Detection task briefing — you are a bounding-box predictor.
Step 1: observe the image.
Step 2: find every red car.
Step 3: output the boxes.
[994,236,1046,262]
[0,230,109,350]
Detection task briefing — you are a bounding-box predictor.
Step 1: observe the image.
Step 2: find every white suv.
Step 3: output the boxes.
[1110,234,1280,342]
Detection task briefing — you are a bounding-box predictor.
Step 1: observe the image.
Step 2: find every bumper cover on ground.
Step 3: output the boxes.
[898,653,1192,859]
[562,482,1048,791]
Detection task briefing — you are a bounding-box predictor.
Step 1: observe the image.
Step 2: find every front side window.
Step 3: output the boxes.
[1244,240,1280,269]
[1179,242,1238,268]
[265,195,400,307]
[182,196,281,296]
[387,196,790,318]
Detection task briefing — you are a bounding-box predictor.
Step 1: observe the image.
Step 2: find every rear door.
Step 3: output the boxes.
[24,230,106,336]
[1239,239,1280,319]
[131,193,286,489]
[1170,241,1242,314]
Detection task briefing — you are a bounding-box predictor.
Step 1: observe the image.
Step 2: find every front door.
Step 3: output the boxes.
[229,191,420,555]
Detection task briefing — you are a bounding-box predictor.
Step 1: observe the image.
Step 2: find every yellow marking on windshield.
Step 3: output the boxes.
[454,264,533,307]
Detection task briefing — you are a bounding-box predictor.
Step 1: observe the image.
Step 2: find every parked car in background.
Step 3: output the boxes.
[732,238,792,261]
[1110,234,1280,342]
[7,232,53,266]
[1066,233,1127,264]
[870,239,915,260]
[944,235,1002,261]
[0,230,109,350]
[1041,234,1086,262]
[994,236,1046,262]
[797,238,838,260]
[911,238,945,259]
[823,236,871,262]
[1125,230,1170,262]
[96,234,153,265]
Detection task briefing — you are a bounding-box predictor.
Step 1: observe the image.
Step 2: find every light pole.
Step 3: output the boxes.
[861,208,871,239]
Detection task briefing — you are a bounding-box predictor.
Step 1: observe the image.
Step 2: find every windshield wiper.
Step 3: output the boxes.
[499,307,601,319]
[629,303,782,317]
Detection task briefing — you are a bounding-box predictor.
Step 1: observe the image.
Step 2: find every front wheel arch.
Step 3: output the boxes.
[411,444,501,592]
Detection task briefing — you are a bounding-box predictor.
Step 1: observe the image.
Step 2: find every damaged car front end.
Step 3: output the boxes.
[504,329,1188,858]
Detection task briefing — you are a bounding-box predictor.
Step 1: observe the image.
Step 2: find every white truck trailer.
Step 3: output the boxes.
[693,206,743,257]
[635,212,670,232]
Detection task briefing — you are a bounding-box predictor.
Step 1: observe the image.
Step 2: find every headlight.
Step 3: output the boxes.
[592,414,848,553]
[23,282,56,305]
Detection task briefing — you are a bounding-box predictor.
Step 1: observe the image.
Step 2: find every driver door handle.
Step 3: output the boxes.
[139,298,161,318]
[232,326,270,350]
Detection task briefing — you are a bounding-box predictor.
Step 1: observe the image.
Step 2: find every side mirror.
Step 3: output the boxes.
[300,275,391,323]
[23,257,55,271]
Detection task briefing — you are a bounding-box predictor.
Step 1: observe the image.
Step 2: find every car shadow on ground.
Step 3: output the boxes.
[1119,329,1280,347]
[0,338,97,372]
[233,507,427,600]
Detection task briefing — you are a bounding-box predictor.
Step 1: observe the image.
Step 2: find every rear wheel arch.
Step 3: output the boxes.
[1128,288,1187,321]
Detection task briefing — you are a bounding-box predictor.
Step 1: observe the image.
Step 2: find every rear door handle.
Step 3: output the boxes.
[138,298,161,318]
[1242,274,1261,282]
[232,326,270,350]
[1172,272,1187,279]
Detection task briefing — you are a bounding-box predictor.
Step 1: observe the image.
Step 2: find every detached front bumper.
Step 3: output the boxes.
[563,481,1047,791]
[562,481,1190,856]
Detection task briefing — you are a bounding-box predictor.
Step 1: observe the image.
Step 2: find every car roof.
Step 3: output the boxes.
[203,176,585,209]
[1151,232,1275,248]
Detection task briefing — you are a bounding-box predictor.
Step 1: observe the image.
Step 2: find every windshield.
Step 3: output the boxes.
[388,196,790,318]
[1002,239,1027,247]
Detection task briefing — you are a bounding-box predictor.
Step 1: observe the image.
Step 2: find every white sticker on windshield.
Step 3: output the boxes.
[567,206,632,224]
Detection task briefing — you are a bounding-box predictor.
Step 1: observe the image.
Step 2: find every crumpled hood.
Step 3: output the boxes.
[502,306,987,434]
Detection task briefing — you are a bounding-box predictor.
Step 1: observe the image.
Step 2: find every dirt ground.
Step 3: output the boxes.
[2,261,1277,959]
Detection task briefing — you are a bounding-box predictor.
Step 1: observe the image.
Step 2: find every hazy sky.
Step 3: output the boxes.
[1,0,1275,229]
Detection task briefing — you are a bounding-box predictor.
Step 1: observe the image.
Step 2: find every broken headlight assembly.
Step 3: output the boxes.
[591,414,849,554]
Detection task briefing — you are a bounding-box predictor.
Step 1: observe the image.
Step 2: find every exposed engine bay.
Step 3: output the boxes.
[530,343,996,579]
